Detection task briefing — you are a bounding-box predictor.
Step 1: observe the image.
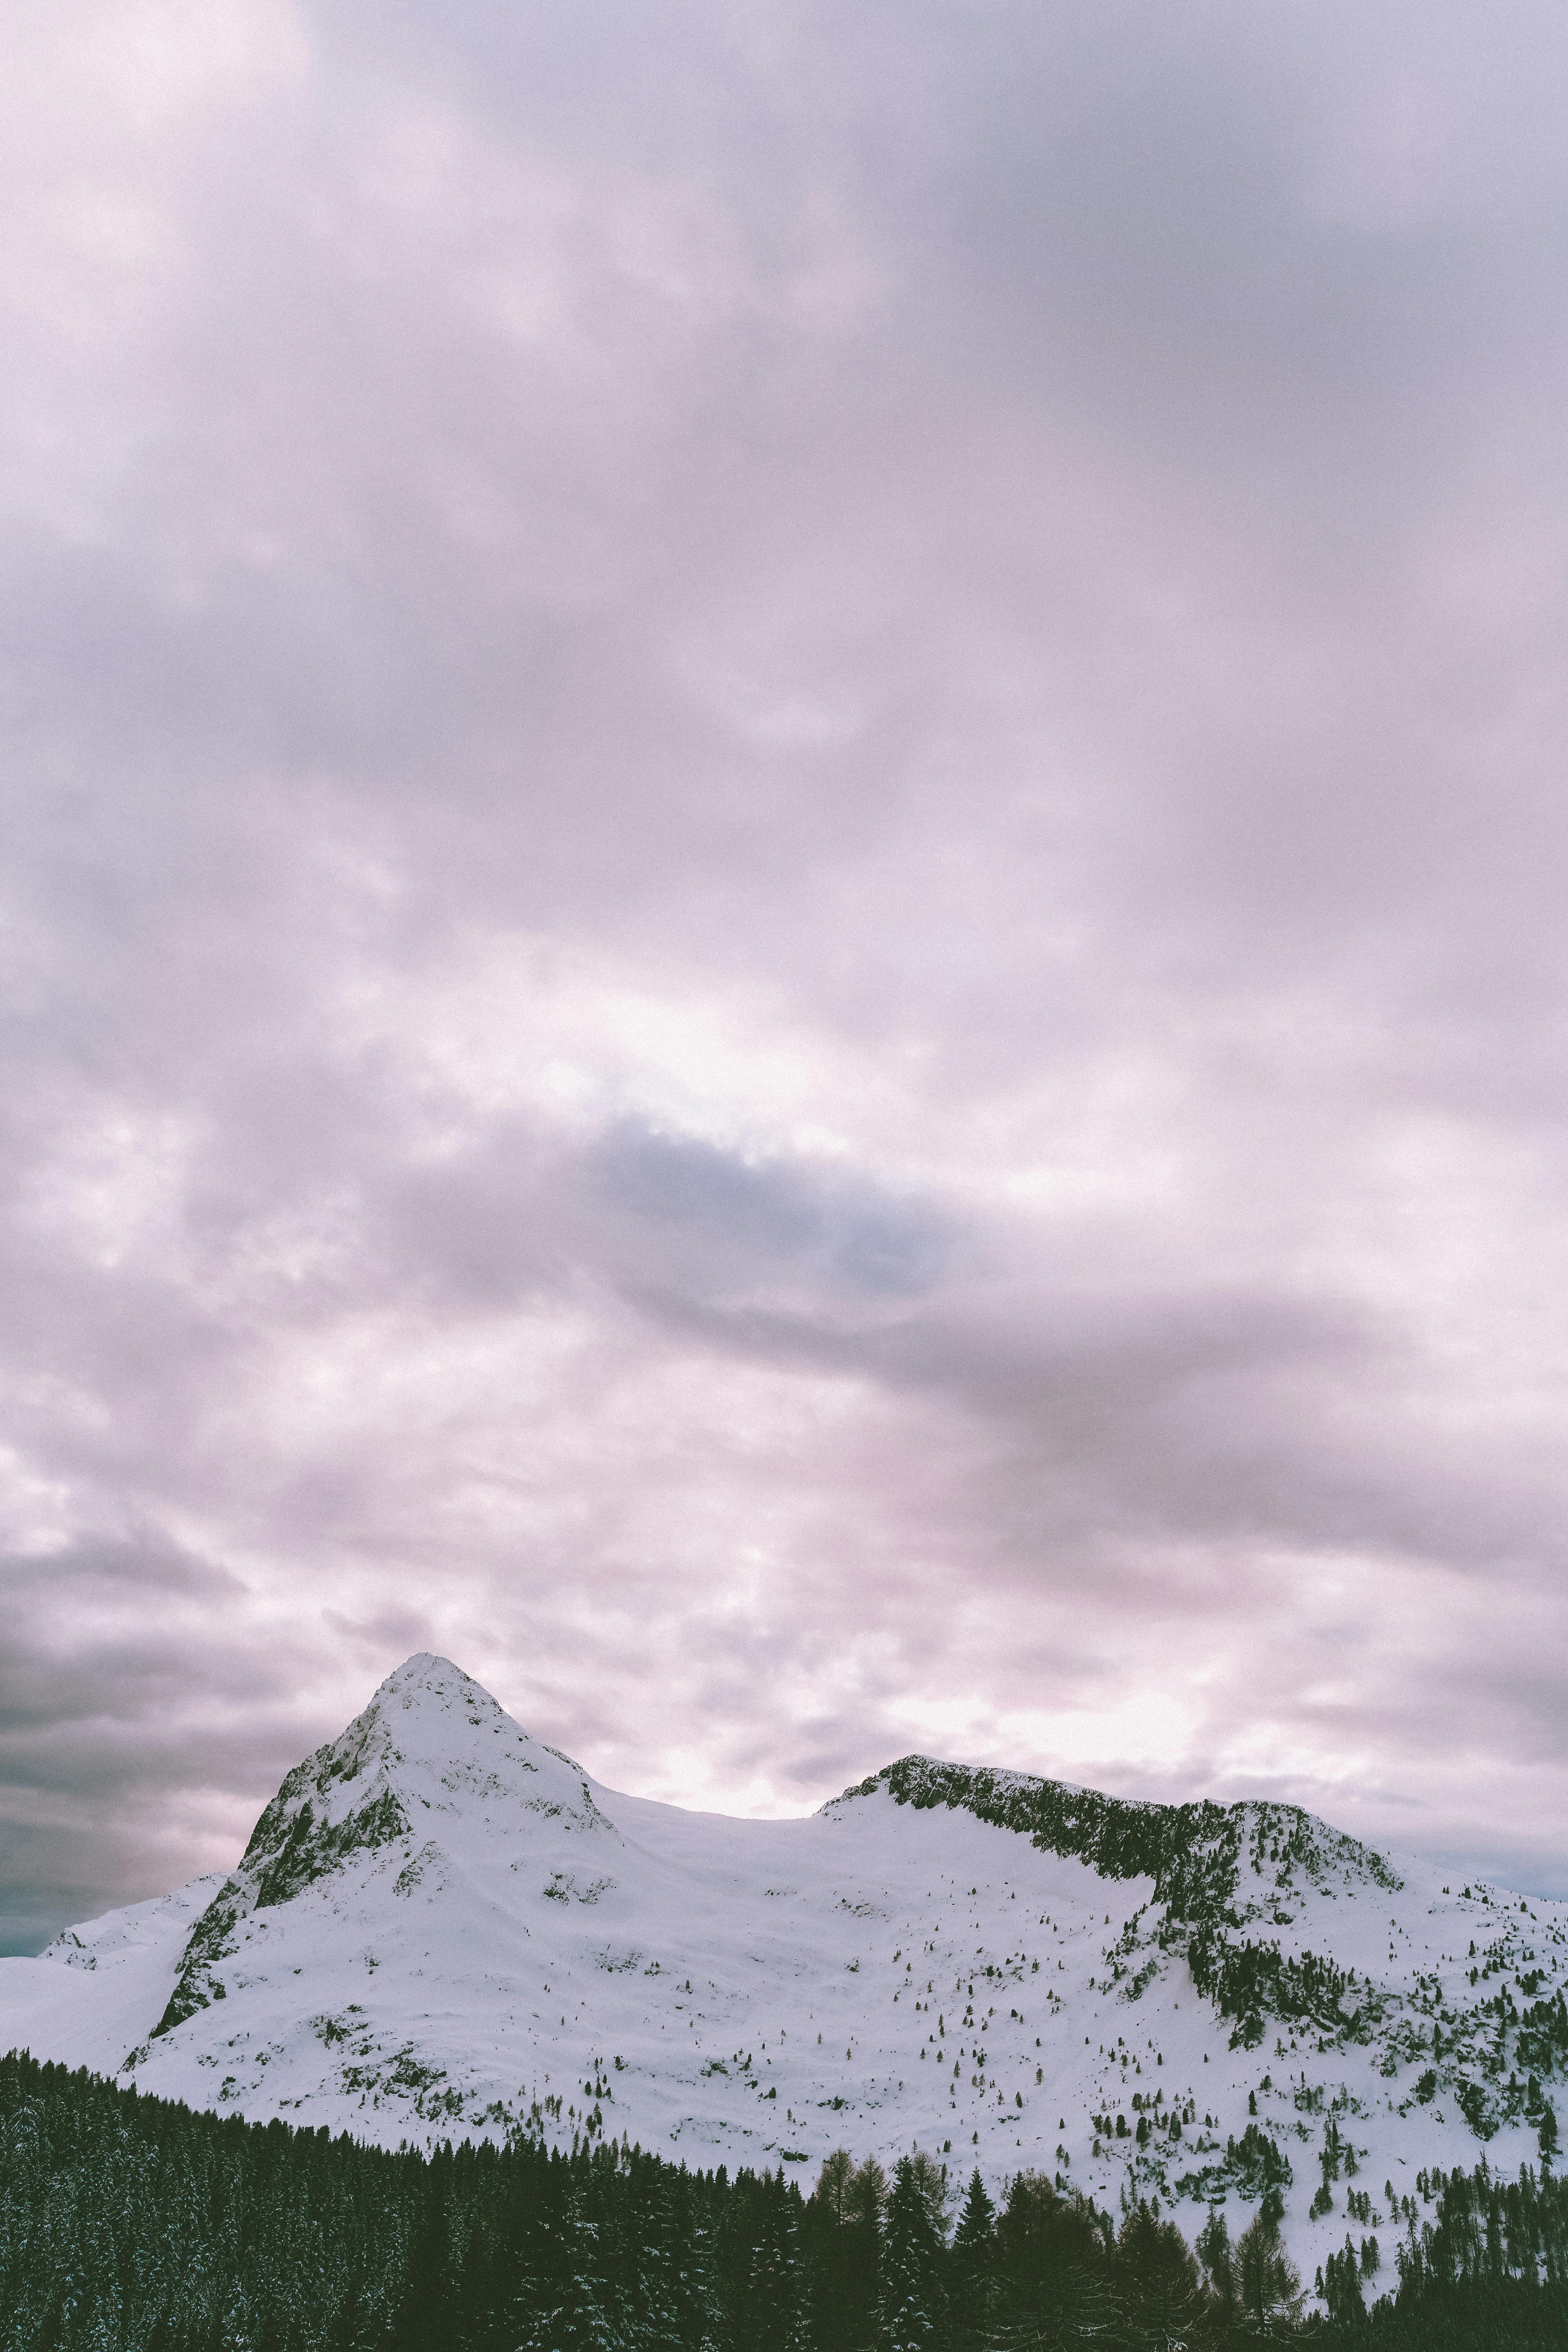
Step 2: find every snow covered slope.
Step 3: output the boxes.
[4,1653,1566,2290]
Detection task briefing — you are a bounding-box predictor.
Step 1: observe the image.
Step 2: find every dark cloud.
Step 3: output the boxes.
[4,0,1568,1949]
[592,1124,954,1299]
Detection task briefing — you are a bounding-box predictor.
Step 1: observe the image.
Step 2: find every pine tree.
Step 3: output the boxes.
[1236,2203,1303,2335]
[943,2172,996,2352]
[804,2152,885,2352]
[846,2158,888,2352]
[1112,2200,1208,2351]
[665,2162,722,2352]
[879,2156,947,2352]
[388,2158,452,2352]
[511,2168,618,2352]
[1321,2232,1367,2329]
[993,2173,1113,2350]
[1195,2205,1235,2316]
[744,2172,808,2352]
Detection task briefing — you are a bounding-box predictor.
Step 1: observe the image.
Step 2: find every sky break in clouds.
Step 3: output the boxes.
[4,0,1568,1953]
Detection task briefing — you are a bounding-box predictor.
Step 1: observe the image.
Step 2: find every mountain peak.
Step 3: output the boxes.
[133,1656,603,2045]
[380,1648,453,1686]
[364,1655,584,1775]
[270,1652,587,1815]
[372,1650,499,1715]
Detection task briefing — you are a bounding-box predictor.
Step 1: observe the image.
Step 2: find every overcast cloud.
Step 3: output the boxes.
[5,0,1568,1951]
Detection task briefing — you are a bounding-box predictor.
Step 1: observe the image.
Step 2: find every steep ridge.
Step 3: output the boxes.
[858,1755,1401,2049]
[4,1653,1567,2297]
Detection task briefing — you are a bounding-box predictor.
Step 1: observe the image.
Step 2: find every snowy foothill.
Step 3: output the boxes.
[3,1653,1565,2293]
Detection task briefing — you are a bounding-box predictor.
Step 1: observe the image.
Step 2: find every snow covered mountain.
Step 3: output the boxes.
[4,1653,1566,2288]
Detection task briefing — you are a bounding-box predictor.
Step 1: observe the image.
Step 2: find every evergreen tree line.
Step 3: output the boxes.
[3,2051,1568,2350]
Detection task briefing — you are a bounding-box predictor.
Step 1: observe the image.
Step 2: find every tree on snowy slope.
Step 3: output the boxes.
[389,2154,454,2352]
[651,2158,724,2352]
[992,2172,1116,2350]
[879,2155,949,2352]
[1195,2207,1236,2321]
[943,2171,997,2352]
[511,2167,618,2352]
[1111,2201,1209,2352]
[807,2152,886,2352]
[1318,2235,1368,2332]
[714,2166,807,2352]
[1236,2201,1303,2339]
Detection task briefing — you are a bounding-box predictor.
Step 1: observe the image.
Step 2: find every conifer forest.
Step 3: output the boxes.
[4,2053,1567,2350]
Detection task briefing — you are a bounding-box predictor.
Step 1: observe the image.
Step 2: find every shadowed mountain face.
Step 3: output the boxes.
[4,1656,1566,2285]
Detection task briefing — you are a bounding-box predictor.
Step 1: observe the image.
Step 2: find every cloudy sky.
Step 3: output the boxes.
[7,0,1568,1952]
